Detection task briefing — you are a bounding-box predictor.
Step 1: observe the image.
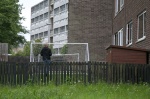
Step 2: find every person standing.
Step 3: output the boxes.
[40,44,52,76]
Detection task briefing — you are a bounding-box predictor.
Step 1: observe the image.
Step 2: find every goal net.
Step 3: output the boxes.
[30,43,89,62]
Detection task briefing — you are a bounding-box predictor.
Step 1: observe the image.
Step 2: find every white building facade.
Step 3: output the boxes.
[30,0,68,54]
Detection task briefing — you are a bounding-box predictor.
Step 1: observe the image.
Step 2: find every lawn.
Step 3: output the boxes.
[0,83,150,99]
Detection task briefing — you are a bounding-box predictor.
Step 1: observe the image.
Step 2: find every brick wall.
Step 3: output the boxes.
[68,0,113,61]
[113,0,150,50]
[148,53,150,64]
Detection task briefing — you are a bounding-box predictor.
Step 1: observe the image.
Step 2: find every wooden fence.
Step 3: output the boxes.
[8,56,30,63]
[0,62,150,85]
[0,43,8,62]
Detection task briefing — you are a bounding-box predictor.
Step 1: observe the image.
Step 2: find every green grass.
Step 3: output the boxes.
[0,83,150,99]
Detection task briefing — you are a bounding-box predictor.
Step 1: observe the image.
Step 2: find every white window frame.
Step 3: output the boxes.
[126,21,133,46]
[120,0,124,10]
[137,11,146,42]
[114,28,123,46]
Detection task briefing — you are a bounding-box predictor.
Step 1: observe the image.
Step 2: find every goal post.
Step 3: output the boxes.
[30,43,89,62]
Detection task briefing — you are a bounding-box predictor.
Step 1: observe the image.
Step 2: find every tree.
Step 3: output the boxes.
[23,41,30,56]
[12,41,30,56]
[61,45,68,54]
[14,50,24,56]
[33,39,42,56]
[0,0,27,47]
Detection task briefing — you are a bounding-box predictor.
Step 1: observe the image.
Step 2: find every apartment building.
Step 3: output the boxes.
[112,0,150,63]
[30,0,68,54]
[30,0,50,43]
[113,0,150,48]
[30,0,150,62]
[53,0,68,53]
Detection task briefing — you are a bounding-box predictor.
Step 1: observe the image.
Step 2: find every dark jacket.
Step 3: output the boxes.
[40,47,52,61]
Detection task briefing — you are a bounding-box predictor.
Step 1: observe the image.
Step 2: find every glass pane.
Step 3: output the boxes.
[54,28,59,34]
[144,12,146,35]
[127,25,130,43]
[44,13,48,19]
[60,5,65,12]
[60,26,65,32]
[138,14,143,39]
[44,31,48,37]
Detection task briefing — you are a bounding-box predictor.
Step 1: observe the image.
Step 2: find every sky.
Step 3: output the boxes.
[19,0,43,41]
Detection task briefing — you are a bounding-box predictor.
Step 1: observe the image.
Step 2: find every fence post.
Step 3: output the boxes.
[88,61,91,83]
[13,63,16,85]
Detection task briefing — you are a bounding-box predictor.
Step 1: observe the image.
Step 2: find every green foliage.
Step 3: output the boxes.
[61,44,68,54]
[49,44,54,53]
[14,50,24,56]
[12,41,30,56]
[0,0,27,47]
[23,41,30,56]
[33,39,42,56]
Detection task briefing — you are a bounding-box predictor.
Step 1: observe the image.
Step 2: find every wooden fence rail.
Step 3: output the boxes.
[0,62,150,85]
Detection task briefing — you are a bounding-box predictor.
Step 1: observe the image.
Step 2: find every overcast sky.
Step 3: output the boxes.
[19,0,43,41]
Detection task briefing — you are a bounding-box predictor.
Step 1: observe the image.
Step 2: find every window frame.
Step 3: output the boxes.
[120,0,124,10]
[114,28,123,46]
[137,11,146,42]
[126,21,133,46]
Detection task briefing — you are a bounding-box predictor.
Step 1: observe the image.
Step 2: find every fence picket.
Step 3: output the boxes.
[1,62,5,84]
[0,62,150,85]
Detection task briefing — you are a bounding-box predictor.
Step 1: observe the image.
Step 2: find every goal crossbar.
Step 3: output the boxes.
[30,43,90,62]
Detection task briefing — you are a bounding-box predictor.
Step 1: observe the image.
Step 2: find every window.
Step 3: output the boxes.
[35,34,38,39]
[126,21,133,45]
[54,28,59,34]
[54,48,58,54]
[40,14,43,21]
[60,5,65,12]
[120,0,124,10]
[44,0,48,7]
[44,12,48,19]
[31,7,35,14]
[39,32,43,38]
[66,3,68,10]
[54,0,59,3]
[36,4,39,11]
[39,2,44,10]
[31,35,34,40]
[60,26,65,33]
[35,16,39,23]
[54,8,59,15]
[137,11,146,41]
[44,31,48,37]
[31,18,34,24]
[115,0,119,15]
[115,0,124,15]
[66,25,68,31]
[114,28,123,46]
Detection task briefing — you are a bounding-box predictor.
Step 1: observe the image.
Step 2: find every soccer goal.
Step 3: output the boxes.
[30,43,89,62]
